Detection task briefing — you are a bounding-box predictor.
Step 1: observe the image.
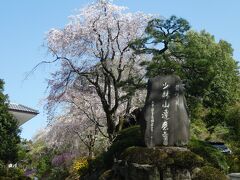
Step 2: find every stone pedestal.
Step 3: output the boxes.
[112,162,191,180]
[108,147,203,180]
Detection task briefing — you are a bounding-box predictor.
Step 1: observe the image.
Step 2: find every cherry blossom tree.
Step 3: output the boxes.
[36,88,108,157]
[43,0,150,141]
[36,81,146,156]
[36,114,104,158]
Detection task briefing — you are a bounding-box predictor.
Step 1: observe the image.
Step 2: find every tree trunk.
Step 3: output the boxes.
[106,113,116,142]
[88,147,94,159]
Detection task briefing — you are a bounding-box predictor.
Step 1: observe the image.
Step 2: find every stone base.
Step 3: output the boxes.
[100,146,203,180]
[98,146,228,180]
[112,162,191,180]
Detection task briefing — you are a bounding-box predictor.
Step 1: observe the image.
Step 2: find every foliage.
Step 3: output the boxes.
[18,139,80,179]
[190,119,210,140]
[6,167,25,179]
[191,119,230,142]
[0,160,5,176]
[181,32,240,127]
[132,16,240,127]
[0,79,21,164]
[175,31,239,118]
[208,124,229,141]
[114,125,143,143]
[130,15,190,57]
[227,155,240,173]
[47,167,69,180]
[103,125,144,168]
[23,140,74,179]
[22,140,54,178]
[0,160,29,179]
[193,166,227,180]
[188,139,228,172]
[228,140,240,156]
[225,103,240,139]
[130,15,190,76]
[79,125,144,178]
[36,155,52,178]
[16,140,34,171]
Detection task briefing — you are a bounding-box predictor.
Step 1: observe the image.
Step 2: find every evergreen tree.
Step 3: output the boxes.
[131,16,240,127]
[0,79,20,164]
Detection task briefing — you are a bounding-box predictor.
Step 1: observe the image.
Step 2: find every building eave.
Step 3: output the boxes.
[8,103,39,126]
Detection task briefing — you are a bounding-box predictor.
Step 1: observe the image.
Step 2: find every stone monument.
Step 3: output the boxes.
[96,75,225,180]
[142,75,189,148]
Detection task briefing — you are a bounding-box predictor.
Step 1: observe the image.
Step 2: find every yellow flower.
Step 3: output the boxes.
[72,157,89,176]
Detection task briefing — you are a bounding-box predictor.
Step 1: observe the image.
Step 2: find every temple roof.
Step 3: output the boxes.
[8,103,39,126]
[8,103,39,114]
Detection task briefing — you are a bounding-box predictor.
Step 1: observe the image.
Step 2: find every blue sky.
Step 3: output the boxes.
[0,0,240,140]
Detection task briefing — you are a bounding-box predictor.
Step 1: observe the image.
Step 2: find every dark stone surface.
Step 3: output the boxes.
[142,75,189,147]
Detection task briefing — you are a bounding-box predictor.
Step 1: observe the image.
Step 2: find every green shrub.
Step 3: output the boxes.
[227,155,240,173]
[226,103,240,139]
[193,166,227,180]
[172,150,204,169]
[114,125,143,142]
[188,139,228,172]
[209,124,229,141]
[0,160,7,176]
[82,126,144,178]
[0,162,28,180]
[190,119,210,140]
[36,155,52,178]
[47,167,69,180]
[103,126,144,168]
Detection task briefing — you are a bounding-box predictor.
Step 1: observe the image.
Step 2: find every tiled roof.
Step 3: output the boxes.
[8,103,39,114]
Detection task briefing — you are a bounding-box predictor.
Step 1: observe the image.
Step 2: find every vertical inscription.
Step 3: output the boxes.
[150,101,154,147]
[162,82,169,146]
[144,75,189,147]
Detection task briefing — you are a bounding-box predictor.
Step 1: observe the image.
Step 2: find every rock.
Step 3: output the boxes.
[142,75,189,147]
[192,167,201,179]
[127,163,160,180]
[113,161,160,180]
[174,169,191,180]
